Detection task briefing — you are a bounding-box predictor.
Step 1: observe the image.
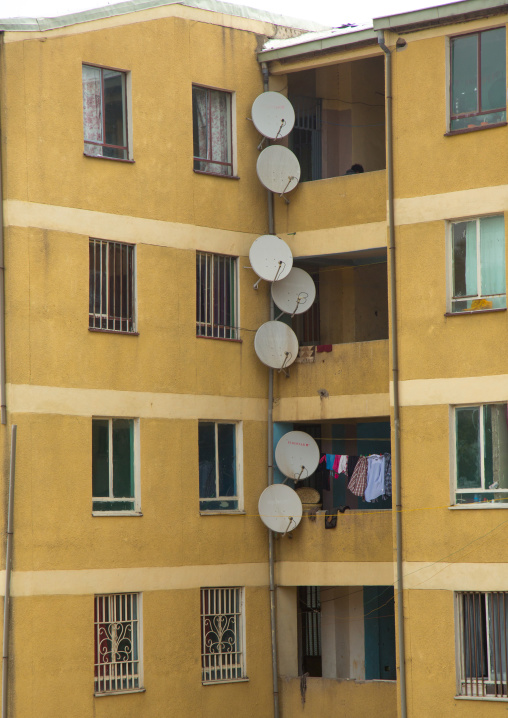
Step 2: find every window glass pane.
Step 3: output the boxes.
[112,419,134,498]
[199,422,216,498]
[484,403,508,491]
[480,215,505,297]
[92,419,110,497]
[451,34,478,116]
[103,70,126,158]
[453,221,477,298]
[456,406,481,489]
[218,423,236,497]
[480,28,506,112]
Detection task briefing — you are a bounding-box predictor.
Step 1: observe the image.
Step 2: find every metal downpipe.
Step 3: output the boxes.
[377,30,407,718]
[261,61,279,718]
[2,425,17,718]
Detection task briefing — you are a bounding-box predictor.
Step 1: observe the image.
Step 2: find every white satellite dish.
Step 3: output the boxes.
[271,267,316,316]
[252,92,295,140]
[249,235,293,283]
[275,431,320,481]
[257,145,301,195]
[258,484,303,534]
[254,321,299,370]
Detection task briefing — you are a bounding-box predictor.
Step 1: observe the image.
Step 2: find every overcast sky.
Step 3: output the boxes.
[3,0,463,27]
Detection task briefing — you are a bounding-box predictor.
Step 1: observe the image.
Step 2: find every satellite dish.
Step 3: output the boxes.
[275,431,320,481]
[252,92,295,140]
[249,235,293,282]
[254,321,299,370]
[257,145,301,195]
[271,267,316,315]
[258,484,303,534]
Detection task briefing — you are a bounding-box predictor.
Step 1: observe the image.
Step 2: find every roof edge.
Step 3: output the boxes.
[258,26,378,62]
[373,0,508,32]
[0,0,328,33]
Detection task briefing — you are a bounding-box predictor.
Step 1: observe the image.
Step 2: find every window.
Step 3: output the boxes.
[450,216,505,312]
[89,238,136,333]
[94,593,142,694]
[192,86,233,176]
[454,403,508,505]
[457,591,508,698]
[200,587,245,683]
[198,421,240,511]
[92,418,139,513]
[196,252,238,340]
[82,64,129,159]
[450,28,506,131]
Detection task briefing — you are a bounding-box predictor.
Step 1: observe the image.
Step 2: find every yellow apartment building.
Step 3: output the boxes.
[1,0,508,716]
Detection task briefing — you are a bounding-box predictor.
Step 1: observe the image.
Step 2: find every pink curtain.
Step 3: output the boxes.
[82,65,103,156]
[194,88,231,175]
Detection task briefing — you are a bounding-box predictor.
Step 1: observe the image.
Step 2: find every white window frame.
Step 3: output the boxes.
[89,238,137,334]
[92,417,141,516]
[456,591,508,699]
[200,587,247,684]
[196,251,239,340]
[192,84,236,177]
[82,63,133,160]
[450,402,508,507]
[199,420,243,513]
[447,215,506,314]
[94,592,144,696]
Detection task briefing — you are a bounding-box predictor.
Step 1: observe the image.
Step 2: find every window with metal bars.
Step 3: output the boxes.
[200,587,245,683]
[192,85,233,176]
[82,64,129,159]
[457,591,508,698]
[89,239,135,333]
[94,593,141,694]
[196,252,238,340]
[298,586,322,676]
[450,28,506,131]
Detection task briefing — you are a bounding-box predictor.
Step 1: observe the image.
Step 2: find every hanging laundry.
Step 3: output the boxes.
[383,452,392,497]
[338,454,348,475]
[365,454,386,502]
[347,456,368,496]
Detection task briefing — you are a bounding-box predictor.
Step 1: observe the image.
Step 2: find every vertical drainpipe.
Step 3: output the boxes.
[377,31,407,718]
[2,425,16,718]
[261,60,279,718]
[0,32,7,425]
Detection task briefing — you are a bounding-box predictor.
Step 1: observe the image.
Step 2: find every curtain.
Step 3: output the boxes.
[192,87,231,175]
[82,65,103,156]
[481,215,505,297]
[464,220,477,297]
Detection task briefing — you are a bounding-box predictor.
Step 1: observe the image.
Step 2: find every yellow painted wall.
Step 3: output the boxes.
[392,18,508,200]
[275,339,389,401]
[279,676,397,717]
[10,588,273,718]
[273,169,386,233]
[1,16,269,234]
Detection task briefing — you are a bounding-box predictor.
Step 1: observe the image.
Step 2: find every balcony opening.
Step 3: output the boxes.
[287,56,386,182]
[274,418,392,511]
[298,585,396,681]
[286,249,388,346]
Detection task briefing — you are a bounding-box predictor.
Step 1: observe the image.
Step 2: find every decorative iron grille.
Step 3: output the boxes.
[201,587,244,682]
[94,593,140,694]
